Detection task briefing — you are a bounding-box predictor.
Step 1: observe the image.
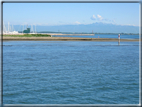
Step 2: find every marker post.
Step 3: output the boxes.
[118,34,120,45]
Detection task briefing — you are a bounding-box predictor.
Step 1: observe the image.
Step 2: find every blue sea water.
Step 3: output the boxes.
[52,34,139,39]
[3,40,139,104]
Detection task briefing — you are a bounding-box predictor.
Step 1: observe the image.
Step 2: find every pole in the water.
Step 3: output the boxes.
[118,34,120,39]
[118,34,120,45]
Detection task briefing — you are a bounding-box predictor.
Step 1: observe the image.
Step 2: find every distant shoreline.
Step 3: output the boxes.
[3,33,139,35]
[3,33,95,36]
[3,37,139,41]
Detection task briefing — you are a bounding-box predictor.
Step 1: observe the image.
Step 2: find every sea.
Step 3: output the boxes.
[3,34,140,104]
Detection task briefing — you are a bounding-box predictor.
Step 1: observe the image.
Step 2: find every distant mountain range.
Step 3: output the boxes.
[13,22,139,34]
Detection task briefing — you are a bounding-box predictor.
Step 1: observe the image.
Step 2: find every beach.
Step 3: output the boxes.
[3,37,139,41]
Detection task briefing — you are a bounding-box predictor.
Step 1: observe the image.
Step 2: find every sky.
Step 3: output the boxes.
[3,2,140,26]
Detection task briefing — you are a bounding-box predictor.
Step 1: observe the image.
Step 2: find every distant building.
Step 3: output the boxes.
[23,28,30,33]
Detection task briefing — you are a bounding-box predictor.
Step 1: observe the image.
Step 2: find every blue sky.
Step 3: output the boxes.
[3,3,140,26]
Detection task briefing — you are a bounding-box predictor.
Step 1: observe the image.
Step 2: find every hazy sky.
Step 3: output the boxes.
[3,2,140,26]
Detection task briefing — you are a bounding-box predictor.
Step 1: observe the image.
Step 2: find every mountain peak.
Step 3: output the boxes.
[13,23,139,33]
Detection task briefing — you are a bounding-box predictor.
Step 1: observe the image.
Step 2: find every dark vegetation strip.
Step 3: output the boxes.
[3,34,51,37]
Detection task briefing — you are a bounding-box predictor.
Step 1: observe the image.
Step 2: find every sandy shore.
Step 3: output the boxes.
[3,37,139,41]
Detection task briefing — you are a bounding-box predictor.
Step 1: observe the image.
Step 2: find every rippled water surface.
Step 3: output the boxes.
[3,41,139,104]
[52,34,139,39]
